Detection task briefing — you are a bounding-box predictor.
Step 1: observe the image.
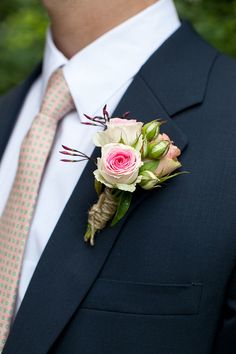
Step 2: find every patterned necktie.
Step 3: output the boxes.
[0,67,75,351]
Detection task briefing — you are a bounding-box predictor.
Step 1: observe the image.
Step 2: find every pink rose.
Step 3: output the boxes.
[161,133,171,142]
[93,118,143,149]
[94,143,143,192]
[156,133,169,144]
[166,144,181,159]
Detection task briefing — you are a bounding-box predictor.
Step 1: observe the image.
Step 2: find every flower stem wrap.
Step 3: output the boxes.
[84,188,118,246]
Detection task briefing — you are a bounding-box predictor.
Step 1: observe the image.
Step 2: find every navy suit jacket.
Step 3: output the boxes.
[1,22,236,354]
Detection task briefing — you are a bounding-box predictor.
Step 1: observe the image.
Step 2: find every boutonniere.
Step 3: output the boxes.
[60,106,185,246]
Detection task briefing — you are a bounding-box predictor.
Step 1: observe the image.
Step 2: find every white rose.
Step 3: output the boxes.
[93,118,143,150]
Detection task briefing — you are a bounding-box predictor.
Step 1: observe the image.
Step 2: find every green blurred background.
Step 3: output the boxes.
[0,0,236,95]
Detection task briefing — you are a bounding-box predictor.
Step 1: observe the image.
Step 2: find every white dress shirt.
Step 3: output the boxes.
[0,0,180,313]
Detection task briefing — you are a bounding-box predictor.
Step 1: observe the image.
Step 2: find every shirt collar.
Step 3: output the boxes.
[41,0,180,121]
[42,31,68,98]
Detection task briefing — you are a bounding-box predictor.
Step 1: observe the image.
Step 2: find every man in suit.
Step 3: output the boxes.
[0,0,236,352]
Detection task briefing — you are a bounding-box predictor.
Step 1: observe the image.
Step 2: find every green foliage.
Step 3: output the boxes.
[175,0,236,58]
[111,191,133,226]
[0,0,236,95]
[0,1,47,94]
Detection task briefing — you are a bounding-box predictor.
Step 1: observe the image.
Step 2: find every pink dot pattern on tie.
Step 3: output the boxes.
[0,67,75,351]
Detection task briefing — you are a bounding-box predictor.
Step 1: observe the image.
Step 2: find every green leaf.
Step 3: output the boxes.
[158,171,189,184]
[119,136,125,144]
[111,191,132,226]
[139,160,160,173]
[94,179,103,195]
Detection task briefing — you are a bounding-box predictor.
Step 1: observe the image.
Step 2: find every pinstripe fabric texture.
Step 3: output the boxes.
[0,67,75,351]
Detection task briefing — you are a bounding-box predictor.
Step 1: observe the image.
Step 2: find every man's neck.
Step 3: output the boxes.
[46,0,158,58]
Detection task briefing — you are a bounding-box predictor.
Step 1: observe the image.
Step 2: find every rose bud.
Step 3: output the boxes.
[142,120,161,142]
[139,170,159,190]
[155,158,181,177]
[141,136,148,158]
[147,140,169,159]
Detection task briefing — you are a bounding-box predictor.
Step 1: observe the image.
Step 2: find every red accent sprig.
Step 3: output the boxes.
[82,104,110,128]
[81,105,131,128]
[60,145,95,164]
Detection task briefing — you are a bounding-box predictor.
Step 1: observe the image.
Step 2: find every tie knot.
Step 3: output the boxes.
[40,67,75,122]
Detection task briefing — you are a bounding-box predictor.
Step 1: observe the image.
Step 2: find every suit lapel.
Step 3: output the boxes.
[138,21,218,116]
[3,22,217,354]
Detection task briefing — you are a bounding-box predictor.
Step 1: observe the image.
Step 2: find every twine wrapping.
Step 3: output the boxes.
[84,187,118,246]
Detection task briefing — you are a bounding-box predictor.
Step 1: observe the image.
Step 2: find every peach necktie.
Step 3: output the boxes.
[0,67,75,351]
